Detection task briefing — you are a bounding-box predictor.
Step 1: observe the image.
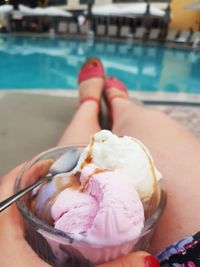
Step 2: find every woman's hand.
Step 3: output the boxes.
[0,164,51,267]
[97,252,160,267]
[0,165,160,267]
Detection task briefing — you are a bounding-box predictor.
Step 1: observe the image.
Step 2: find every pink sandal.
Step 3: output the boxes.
[78,57,105,106]
[104,77,128,126]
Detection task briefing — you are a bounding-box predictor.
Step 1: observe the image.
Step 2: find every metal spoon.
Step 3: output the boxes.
[0,148,81,212]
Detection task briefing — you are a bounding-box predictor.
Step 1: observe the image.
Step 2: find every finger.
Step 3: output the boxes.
[0,160,53,230]
[0,164,25,198]
[0,165,51,267]
[21,159,54,186]
[0,164,26,236]
[97,251,160,267]
[0,159,53,199]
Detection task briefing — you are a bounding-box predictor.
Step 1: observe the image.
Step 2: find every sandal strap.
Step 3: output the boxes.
[103,77,129,129]
[108,94,128,103]
[79,96,100,106]
[104,77,128,95]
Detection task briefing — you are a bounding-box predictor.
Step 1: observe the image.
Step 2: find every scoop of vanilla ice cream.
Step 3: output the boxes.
[75,130,161,200]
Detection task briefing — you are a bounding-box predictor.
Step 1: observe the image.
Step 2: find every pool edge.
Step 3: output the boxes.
[1,90,200,105]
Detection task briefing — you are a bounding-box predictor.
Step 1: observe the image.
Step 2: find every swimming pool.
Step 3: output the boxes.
[0,35,199,93]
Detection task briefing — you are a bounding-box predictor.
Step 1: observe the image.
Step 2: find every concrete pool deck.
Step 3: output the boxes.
[0,91,199,176]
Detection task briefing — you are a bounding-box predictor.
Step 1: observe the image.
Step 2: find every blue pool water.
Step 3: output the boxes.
[0,35,200,93]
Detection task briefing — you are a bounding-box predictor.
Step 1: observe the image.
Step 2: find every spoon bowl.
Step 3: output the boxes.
[0,147,81,212]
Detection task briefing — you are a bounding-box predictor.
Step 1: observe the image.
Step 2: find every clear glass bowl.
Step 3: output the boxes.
[15,146,167,267]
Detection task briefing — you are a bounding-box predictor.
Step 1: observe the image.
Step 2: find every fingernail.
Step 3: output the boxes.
[144,255,160,267]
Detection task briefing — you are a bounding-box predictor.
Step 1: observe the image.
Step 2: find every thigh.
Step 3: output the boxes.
[113,109,200,253]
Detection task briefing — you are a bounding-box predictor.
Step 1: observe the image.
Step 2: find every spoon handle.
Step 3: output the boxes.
[0,174,53,213]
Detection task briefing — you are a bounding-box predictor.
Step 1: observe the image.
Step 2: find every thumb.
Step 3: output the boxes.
[97,251,160,267]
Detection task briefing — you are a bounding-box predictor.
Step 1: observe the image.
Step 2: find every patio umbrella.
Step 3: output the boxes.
[163,4,171,24]
[120,3,165,17]
[19,5,72,17]
[159,4,171,39]
[19,5,44,16]
[0,4,13,14]
[143,3,152,30]
[91,4,122,16]
[43,7,72,17]
[90,3,164,17]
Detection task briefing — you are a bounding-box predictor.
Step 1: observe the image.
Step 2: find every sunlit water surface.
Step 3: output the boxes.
[0,35,199,93]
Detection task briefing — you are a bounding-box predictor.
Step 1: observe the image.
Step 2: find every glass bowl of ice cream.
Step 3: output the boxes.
[15,130,167,267]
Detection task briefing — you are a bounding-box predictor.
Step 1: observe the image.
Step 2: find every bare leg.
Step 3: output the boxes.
[106,88,200,254]
[58,78,103,146]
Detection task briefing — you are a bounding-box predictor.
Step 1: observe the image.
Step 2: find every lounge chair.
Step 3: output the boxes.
[68,23,77,34]
[175,30,191,43]
[107,25,118,37]
[134,27,145,40]
[190,32,200,48]
[120,26,133,38]
[58,22,67,34]
[148,28,160,41]
[96,24,106,36]
[80,24,88,35]
[165,30,178,42]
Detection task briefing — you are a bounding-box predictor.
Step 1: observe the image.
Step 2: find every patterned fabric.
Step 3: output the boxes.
[156,232,200,266]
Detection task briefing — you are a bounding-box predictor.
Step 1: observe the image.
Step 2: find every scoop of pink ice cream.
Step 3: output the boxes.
[51,165,144,247]
[52,189,98,235]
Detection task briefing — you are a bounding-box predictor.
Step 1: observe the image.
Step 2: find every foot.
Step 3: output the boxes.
[103,77,129,104]
[79,78,104,105]
[103,77,129,126]
[78,58,105,106]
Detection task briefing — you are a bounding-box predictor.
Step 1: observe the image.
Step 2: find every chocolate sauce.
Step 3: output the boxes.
[81,136,94,170]
[29,173,81,225]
